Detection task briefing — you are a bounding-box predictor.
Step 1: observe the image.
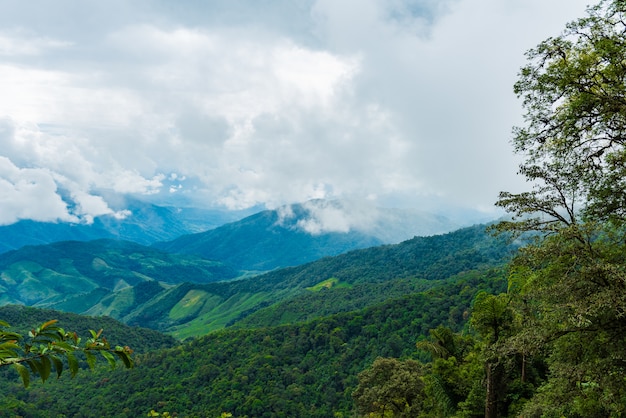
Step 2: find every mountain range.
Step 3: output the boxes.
[0,221,512,339]
[0,198,504,340]
[0,200,513,416]
[0,198,255,253]
[0,223,513,417]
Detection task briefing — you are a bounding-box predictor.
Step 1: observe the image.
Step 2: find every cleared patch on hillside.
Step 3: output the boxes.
[306,277,351,292]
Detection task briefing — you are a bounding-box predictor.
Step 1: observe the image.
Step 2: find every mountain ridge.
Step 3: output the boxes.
[153,200,463,271]
[0,199,254,253]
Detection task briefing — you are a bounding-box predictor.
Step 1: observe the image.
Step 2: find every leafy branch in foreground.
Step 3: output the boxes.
[0,319,133,388]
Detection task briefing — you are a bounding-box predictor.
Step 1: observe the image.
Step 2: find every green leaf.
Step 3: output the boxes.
[13,363,30,388]
[0,342,21,359]
[114,350,133,369]
[50,355,64,379]
[26,359,41,377]
[39,355,51,383]
[52,341,75,352]
[85,351,96,370]
[67,351,79,377]
[100,350,116,369]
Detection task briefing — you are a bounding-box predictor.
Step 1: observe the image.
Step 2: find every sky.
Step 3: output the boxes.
[0,0,592,226]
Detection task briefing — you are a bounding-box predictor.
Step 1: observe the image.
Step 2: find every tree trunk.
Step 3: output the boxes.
[485,362,501,418]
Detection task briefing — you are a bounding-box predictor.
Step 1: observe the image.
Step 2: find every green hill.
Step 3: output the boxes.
[0,239,237,308]
[123,224,515,338]
[0,224,514,340]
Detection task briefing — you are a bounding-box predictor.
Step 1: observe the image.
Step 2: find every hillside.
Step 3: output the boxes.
[153,200,462,272]
[0,223,514,340]
[0,239,237,310]
[0,304,178,353]
[126,224,515,338]
[0,222,515,416]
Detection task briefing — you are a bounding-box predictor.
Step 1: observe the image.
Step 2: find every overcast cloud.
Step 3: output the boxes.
[0,0,591,225]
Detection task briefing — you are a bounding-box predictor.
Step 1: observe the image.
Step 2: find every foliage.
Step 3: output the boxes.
[0,305,178,353]
[505,224,626,416]
[416,326,483,417]
[0,318,133,388]
[490,1,626,415]
[352,357,425,417]
[496,0,626,232]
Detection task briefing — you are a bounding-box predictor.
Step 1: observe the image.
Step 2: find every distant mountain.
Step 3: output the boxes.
[153,200,462,272]
[0,239,237,310]
[0,198,252,253]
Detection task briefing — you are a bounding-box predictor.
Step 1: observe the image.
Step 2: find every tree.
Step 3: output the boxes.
[470,293,515,418]
[496,0,626,231]
[493,1,626,415]
[415,326,479,416]
[505,224,626,417]
[352,357,425,417]
[0,318,133,388]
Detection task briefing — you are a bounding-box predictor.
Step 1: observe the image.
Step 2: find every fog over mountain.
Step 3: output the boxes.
[154,199,471,271]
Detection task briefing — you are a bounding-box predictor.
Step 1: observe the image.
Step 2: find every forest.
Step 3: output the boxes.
[3,0,626,416]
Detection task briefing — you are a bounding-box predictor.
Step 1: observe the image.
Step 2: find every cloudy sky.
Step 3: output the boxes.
[0,0,591,225]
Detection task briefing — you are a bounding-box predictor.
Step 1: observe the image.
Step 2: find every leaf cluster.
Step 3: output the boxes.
[0,319,133,388]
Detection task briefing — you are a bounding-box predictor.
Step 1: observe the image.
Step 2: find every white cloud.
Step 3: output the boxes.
[0,156,75,225]
[295,200,364,235]
[0,0,592,224]
[0,30,71,56]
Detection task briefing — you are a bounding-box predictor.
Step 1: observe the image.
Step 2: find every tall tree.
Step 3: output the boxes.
[506,224,626,416]
[493,0,626,415]
[497,0,626,231]
[470,292,515,418]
